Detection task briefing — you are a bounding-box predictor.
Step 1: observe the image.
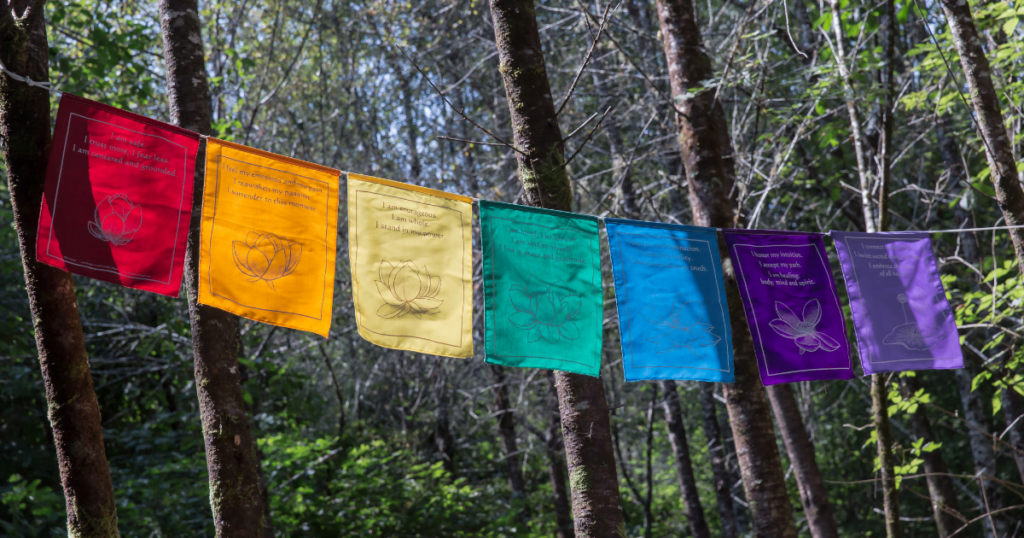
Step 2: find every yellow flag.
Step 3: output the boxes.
[199,138,340,337]
[348,173,474,358]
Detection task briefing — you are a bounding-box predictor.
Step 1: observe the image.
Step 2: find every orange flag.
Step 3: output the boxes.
[199,139,340,337]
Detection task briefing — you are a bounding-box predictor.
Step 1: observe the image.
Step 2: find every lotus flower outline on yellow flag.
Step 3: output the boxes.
[198,138,340,337]
[348,173,474,358]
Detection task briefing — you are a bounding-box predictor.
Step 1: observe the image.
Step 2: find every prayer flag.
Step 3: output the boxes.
[348,173,474,358]
[198,138,340,337]
[605,219,734,382]
[723,230,853,384]
[480,201,603,376]
[831,231,963,374]
[36,94,200,296]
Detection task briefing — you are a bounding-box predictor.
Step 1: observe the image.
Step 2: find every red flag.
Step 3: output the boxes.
[36,94,201,297]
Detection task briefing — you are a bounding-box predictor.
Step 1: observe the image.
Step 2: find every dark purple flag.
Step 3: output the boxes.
[831,231,963,374]
[723,230,853,385]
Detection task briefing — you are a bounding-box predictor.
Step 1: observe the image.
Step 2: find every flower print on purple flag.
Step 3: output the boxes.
[769,299,841,354]
[507,280,582,343]
[640,298,721,356]
[882,293,947,351]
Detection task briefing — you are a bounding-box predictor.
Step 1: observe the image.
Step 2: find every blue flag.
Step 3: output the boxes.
[606,219,734,382]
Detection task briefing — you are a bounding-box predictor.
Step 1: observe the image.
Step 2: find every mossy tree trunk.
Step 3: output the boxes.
[652,0,797,535]
[485,0,625,535]
[660,380,710,538]
[0,2,120,536]
[765,385,839,538]
[158,1,269,536]
[938,0,1024,269]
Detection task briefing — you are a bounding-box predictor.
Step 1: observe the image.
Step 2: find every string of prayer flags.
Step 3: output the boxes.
[36,94,200,296]
[348,173,474,358]
[831,231,963,374]
[723,230,853,385]
[606,220,734,382]
[198,138,340,337]
[479,201,603,376]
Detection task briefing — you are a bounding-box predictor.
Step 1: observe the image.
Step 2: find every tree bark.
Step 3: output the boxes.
[652,0,797,535]
[898,375,964,537]
[699,383,739,538]
[660,380,710,538]
[0,3,120,536]
[486,1,625,535]
[489,364,529,512]
[938,0,1024,268]
[158,2,269,536]
[545,371,576,538]
[1001,386,1024,486]
[954,363,1007,538]
[765,384,840,538]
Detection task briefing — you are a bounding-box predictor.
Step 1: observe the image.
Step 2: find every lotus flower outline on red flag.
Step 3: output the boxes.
[87,193,143,246]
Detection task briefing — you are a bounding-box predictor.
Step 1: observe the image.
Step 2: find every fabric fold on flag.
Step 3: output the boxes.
[606,219,733,382]
[198,138,340,337]
[348,173,474,358]
[723,230,853,384]
[479,201,603,376]
[831,231,963,374]
[36,94,200,296]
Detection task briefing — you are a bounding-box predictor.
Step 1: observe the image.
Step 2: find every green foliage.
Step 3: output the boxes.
[0,475,65,537]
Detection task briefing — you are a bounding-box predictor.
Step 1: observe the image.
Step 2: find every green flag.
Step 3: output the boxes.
[480,201,603,376]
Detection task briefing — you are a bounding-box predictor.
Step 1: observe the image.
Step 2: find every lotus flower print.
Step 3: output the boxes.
[507,281,581,343]
[882,294,944,350]
[87,193,142,246]
[769,299,841,354]
[232,232,303,290]
[640,298,720,355]
[375,260,443,319]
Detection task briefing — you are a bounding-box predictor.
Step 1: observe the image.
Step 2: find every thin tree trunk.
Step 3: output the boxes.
[545,371,576,538]
[899,375,964,536]
[486,1,625,535]
[653,0,797,535]
[0,3,120,536]
[158,2,268,536]
[765,385,840,538]
[938,0,1024,269]
[870,374,901,538]
[954,363,1008,538]
[1001,387,1024,486]
[699,382,739,538]
[489,364,529,512]
[661,380,711,538]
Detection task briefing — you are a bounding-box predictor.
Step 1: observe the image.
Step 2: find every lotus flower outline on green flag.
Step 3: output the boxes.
[606,219,734,382]
[480,201,603,376]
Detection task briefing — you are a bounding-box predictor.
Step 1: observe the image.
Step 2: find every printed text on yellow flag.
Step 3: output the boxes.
[348,173,473,358]
[199,139,340,337]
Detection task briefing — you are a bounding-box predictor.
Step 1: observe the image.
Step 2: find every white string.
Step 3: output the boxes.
[0,56,60,96]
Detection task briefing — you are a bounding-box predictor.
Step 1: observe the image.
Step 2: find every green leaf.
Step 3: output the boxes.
[1003,17,1020,36]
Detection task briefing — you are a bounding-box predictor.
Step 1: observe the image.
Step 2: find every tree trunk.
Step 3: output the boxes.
[0,3,120,536]
[545,371,576,538]
[652,0,797,535]
[898,375,964,536]
[660,380,710,538]
[1001,387,1024,486]
[938,0,1024,268]
[485,1,625,535]
[158,2,269,536]
[765,384,840,538]
[699,383,739,538]
[954,363,1007,538]
[490,364,529,511]
[870,375,901,538]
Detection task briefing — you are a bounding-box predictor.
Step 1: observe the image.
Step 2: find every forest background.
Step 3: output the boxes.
[1,0,1024,536]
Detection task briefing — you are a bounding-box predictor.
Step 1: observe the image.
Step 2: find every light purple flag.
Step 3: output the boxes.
[831,231,963,374]
[723,230,853,385]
